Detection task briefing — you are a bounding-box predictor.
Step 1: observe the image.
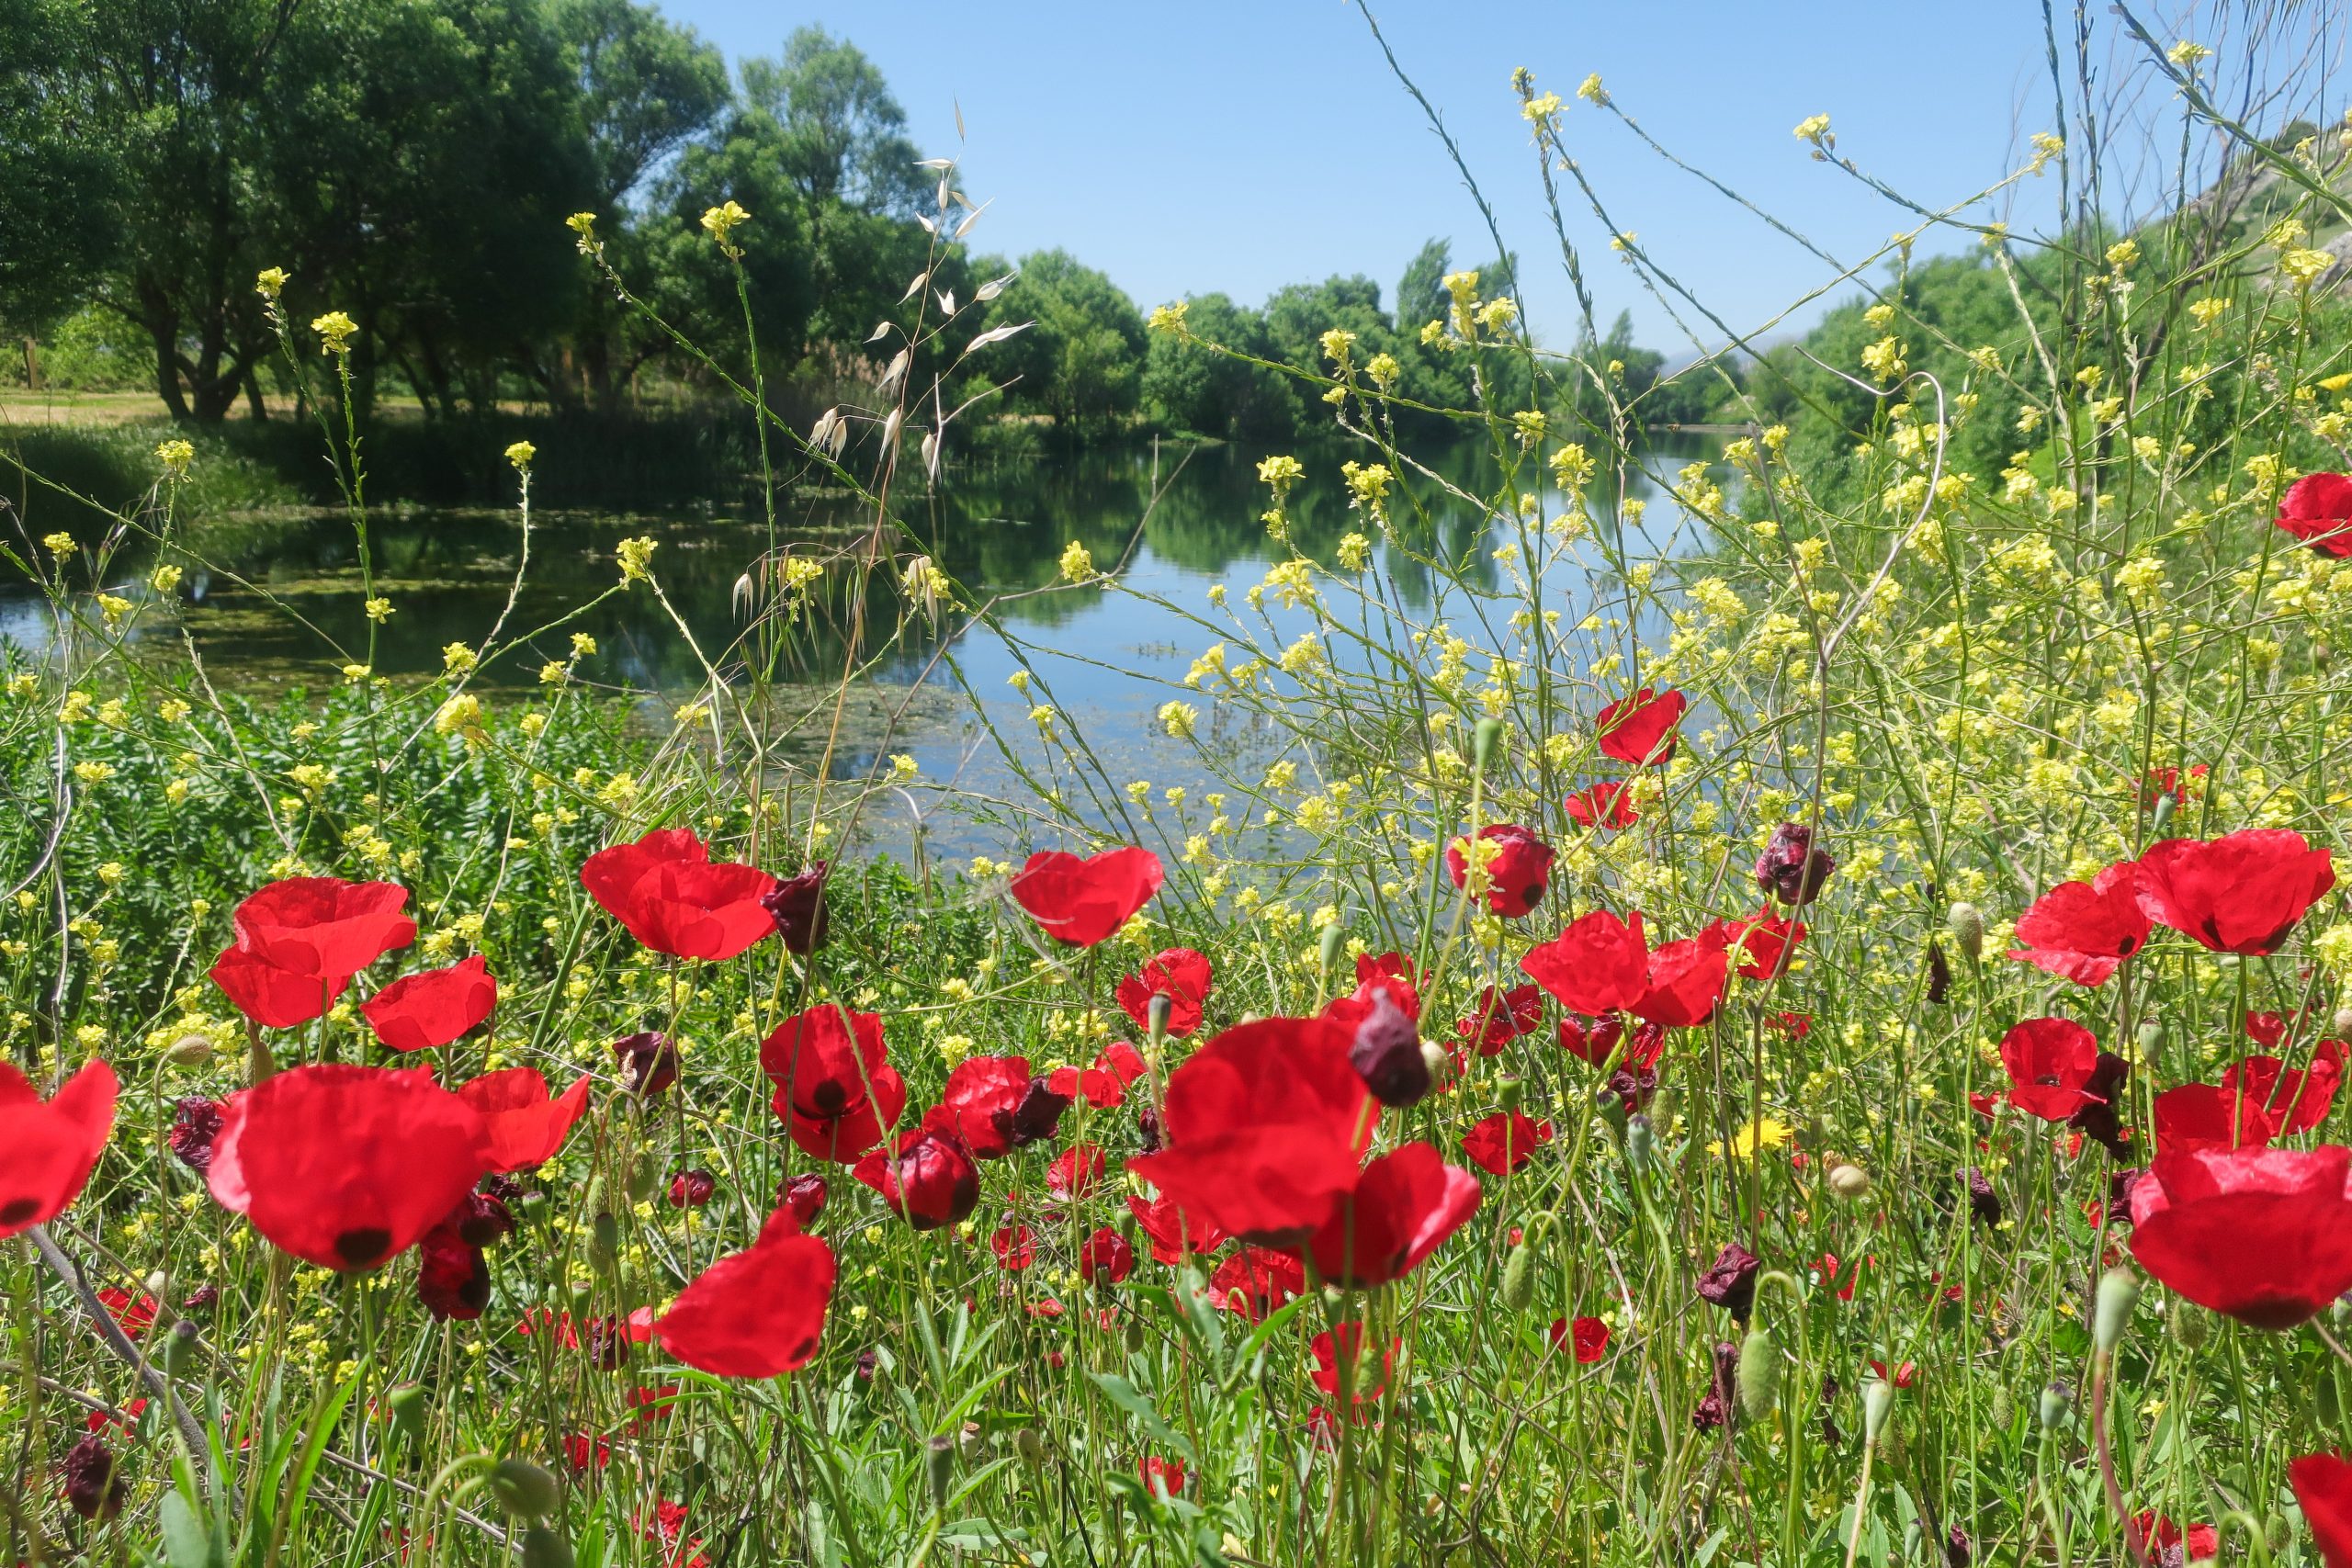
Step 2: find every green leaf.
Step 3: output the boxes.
[1088,1372,1193,1460]
[160,1490,214,1568]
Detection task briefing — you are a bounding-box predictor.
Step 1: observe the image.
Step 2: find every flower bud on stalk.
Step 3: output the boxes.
[520,1527,575,1568]
[2170,1300,2211,1350]
[1624,1115,1653,1176]
[1501,1245,1535,1312]
[1946,902,1984,962]
[924,1436,955,1511]
[2151,792,2176,834]
[160,1318,201,1377]
[1862,1380,1894,1443]
[2137,1016,2165,1068]
[1736,1329,1781,1420]
[2038,1382,2075,1428]
[1146,992,1173,1048]
[2093,1268,2141,1353]
[958,1422,988,1463]
[1013,1427,1046,1466]
[489,1459,562,1519]
[1473,716,1504,773]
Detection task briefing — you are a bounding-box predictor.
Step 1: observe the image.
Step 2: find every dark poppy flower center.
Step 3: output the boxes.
[334,1227,392,1269]
[808,1080,849,1117]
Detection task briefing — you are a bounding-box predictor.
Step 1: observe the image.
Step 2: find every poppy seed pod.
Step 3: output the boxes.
[957,1422,988,1463]
[2093,1267,2141,1352]
[520,1526,575,1568]
[1946,901,1983,962]
[1736,1329,1780,1420]
[2136,1015,2165,1066]
[489,1459,562,1519]
[1147,991,1173,1044]
[1827,1163,1870,1201]
[1013,1427,1046,1465]
[164,1032,214,1066]
[388,1382,428,1440]
[1498,1075,1524,1111]
[1318,921,1345,976]
[2038,1382,2075,1428]
[1347,990,1431,1108]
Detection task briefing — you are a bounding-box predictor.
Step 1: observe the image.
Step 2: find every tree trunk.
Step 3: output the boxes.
[243,367,267,422]
[21,337,39,392]
[152,321,191,423]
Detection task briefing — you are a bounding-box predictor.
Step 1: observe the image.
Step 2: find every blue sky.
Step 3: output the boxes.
[655,2,2173,354]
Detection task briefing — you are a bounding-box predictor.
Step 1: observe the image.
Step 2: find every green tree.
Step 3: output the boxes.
[739,28,927,219]
[987,250,1147,437]
[0,0,120,339]
[1141,293,1295,440]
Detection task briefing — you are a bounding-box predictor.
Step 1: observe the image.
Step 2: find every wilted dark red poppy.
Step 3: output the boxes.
[2128,1144,2352,1328]
[166,1095,224,1174]
[2225,1039,2346,1134]
[2134,829,2336,955]
[2068,1051,2132,1158]
[1597,686,1687,765]
[0,1058,117,1240]
[581,829,779,962]
[854,1127,980,1230]
[613,1032,680,1097]
[1300,1142,1481,1289]
[653,1207,837,1378]
[1565,782,1639,829]
[1341,988,1430,1109]
[1998,1018,2105,1122]
[455,1068,594,1173]
[1115,948,1214,1037]
[761,861,831,954]
[361,955,497,1052]
[1461,1111,1553,1176]
[1045,1042,1146,1110]
[1138,1455,1186,1499]
[62,1434,125,1521]
[1048,1143,1108,1201]
[780,1172,829,1226]
[1556,1013,1664,1071]
[2276,470,2352,558]
[668,1169,717,1208]
[1633,939,1728,1029]
[2010,863,2151,987]
[1310,1320,1398,1411]
[416,1227,491,1320]
[1445,823,1555,919]
[761,1006,905,1164]
[1457,983,1544,1055]
[207,1065,488,1271]
[1079,1227,1136,1286]
[1549,1315,1611,1363]
[926,1055,1069,1158]
[1009,846,1164,946]
[1690,1340,1740,1430]
[1755,822,1835,907]
[2290,1452,2352,1568]
[1697,1242,1760,1317]
[1208,1246,1305,1321]
[991,1224,1037,1270]
[1127,1191,1227,1264]
[1700,908,1807,982]
[1521,909,1650,1018]
[1127,1015,1376,1246]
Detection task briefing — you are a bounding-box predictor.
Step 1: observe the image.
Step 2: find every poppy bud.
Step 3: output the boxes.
[1827,1163,1870,1201]
[1989,1387,2015,1430]
[1347,990,1430,1108]
[760,862,831,954]
[2170,1300,2211,1350]
[1473,716,1503,771]
[1146,992,1173,1045]
[1318,921,1345,976]
[2136,1015,2165,1066]
[1946,902,1984,962]
[62,1434,126,1520]
[1594,1088,1628,1134]
[1861,1379,1894,1442]
[1755,822,1834,907]
[389,1382,428,1440]
[2038,1382,2075,1428]
[780,1172,828,1225]
[1124,1318,1146,1352]
[1500,1245,1534,1312]
[520,1528,576,1568]
[958,1421,988,1463]
[924,1435,954,1510]
[589,1212,619,1275]
[160,1318,201,1377]
[1497,1075,1524,1111]
[1013,1427,1046,1465]
[2318,1373,2343,1428]
[2093,1267,2140,1352]
[2150,792,2176,833]
[489,1459,562,1519]
[626,1154,659,1203]
[164,1033,214,1066]
[1624,1115,1653,1175]
[1736,1329,1780,1419]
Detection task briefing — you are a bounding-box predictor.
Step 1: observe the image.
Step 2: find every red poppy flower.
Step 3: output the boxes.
[653,1208,836,1378]
[2290,1452,2352,1568]
[1700,908,1807,982]
[416,1227,491,1320]
[1048,1143,1108,1201]
[1126,1191,1227,1264]
[1769,1011,1811,1036]
[760,861,831,954]
[991,1224,1037,1270]
[2142,763,2210,808]
[780,1172,829,1226]
[2129,1513,2219,1564]
[1548,1315,1611,1362]
[1555,1013,1664,1071]
[2134,829,2335,955]
[1521,909,1650,1018]
[1009,846,1164,946]
[455,1068,594,1173]
[1998,1018,2106,1122]
[2277,471,2352,558]
[85,1398,147,1434]
[2225,1039,2346,1134]
[0,1058,117,1239]
[580,829,779,962]
[642,1498,709,1568]
[1457,983,1544,1055]
[1045,1042,1146,1110]
[1300,1142,1482,1289]
[1345,952,1421,1023]
[361,955,497,1052]
[1207,1246,1305,1321]
[234,877,417,980]
[2154,1081,2286,1155]
[926,1055,1069,1158]
[1815,1252,1866,1303]
[1310,1320,1398,1409]
[1445,823,1556,919]
[1115,949,1213,1037]
[761,1006,905,1164]
[1126,1015,1375,1247]
[1868,1359,1918,1390]
[207,1065,489,1271]
[1633,939,1728,1029]
[853,1127,980,1230]
[62,1434,125,1521]
[1461,1111,1553,1176]
[1597,686,1687,765]
[2128,1145,2352,1328]
[2010,863,2150,987]
[209,944,345,1029]
[1138,1455,1186,1498]
[1565,782,1640,829]
[1079,1227,1136,1286]
[96,1288,156,1335]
